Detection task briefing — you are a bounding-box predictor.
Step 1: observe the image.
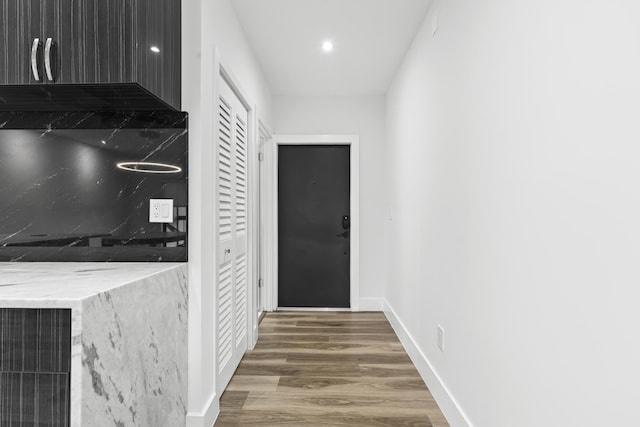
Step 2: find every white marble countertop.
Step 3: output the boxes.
[0,262,187,307]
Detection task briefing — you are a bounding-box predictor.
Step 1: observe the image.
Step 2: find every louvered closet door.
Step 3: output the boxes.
[216,78,249,394]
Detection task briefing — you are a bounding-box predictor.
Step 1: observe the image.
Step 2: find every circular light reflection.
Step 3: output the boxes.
[116,161,182,174]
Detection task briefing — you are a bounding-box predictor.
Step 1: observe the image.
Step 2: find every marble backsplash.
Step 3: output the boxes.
[0,111,188,262]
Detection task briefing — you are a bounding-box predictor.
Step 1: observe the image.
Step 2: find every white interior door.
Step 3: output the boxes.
[216,77,249,394]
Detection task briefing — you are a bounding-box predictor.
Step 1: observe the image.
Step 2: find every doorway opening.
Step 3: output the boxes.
[261,135,360,311]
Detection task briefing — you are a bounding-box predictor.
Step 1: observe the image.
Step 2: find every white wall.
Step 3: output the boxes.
[386,1,640,426]
[274,95,387,305]
[182,0,272,425]
[210,0,273,125]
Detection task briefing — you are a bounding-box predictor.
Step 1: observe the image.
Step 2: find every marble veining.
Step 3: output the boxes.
[0,262,188,426]
[79,264,188,427]
[0,111,188,262]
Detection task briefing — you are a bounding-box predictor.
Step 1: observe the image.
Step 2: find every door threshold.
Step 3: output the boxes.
[277,307,352,312]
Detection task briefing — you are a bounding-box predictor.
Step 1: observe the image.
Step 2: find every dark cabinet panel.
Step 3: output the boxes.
[135,0,182,109]
[0,0,38,84]
[0,309,71,373]
[0,308,71,426]
[0,0,180,109]
[62,0,136,85]
[0,0,62,84]
[0,372,70,426]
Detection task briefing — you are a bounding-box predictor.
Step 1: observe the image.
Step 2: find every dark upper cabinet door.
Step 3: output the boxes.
[61,0,136,85]
[135,0,181,110]
[0,0,180,109]
[0,0,59,84]
[0,0,29,84]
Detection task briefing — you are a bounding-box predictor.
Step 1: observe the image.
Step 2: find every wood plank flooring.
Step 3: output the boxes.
[214,311,450,427]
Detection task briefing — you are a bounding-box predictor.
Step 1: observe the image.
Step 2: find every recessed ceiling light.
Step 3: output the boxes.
[101,140,106,145]
[150,46,160,53]
[322,40,334,52]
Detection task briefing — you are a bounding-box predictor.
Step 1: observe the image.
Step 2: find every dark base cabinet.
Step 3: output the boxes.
[0,373,70,427]
[0,309,71,427]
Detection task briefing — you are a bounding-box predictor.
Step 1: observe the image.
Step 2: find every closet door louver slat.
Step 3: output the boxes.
[215,78,250,395]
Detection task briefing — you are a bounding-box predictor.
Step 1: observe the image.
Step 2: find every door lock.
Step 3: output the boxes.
[342,215,350,229]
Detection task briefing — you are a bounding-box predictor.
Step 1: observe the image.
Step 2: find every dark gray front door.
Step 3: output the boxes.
[278,145,350,308]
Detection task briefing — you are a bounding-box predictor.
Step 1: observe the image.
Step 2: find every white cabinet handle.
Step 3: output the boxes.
[44,38,54,82]
[31,38,41,81]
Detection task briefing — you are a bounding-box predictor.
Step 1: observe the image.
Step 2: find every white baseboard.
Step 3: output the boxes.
[186,392,219,427]
[383,300,473,427]
[358,297,385,311]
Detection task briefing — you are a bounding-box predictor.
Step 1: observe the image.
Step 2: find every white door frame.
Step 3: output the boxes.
[263,134,360,311]
[256,120,272,321]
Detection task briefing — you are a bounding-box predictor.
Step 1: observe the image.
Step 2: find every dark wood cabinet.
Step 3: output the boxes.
[0,0,181,109]
[0,0,59,85]
[0,308,72,426]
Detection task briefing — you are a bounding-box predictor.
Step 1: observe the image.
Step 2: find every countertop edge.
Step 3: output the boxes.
[0,262,188,307]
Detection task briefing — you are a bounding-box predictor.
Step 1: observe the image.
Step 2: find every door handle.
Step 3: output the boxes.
[335,231,349,238]
[31,38,41,81]
[44,38,54,82]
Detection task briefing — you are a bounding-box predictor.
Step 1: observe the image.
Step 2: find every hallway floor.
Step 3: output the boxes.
[214,311,449,426]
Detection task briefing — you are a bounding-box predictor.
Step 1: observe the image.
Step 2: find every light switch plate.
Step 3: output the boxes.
[149,199,174,223]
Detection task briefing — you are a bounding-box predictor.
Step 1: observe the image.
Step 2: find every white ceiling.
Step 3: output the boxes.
[231,0,433,96]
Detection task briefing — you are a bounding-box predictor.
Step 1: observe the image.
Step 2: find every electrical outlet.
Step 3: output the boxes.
[437,325,445,352]
[149,199,174,223]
